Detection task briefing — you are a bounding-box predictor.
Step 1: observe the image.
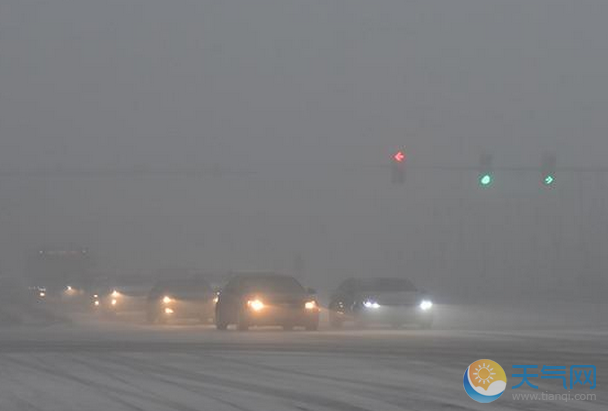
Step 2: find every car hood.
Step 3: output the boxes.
[113,285,152,297]
[246,292,310,305]
[356,291,421,306]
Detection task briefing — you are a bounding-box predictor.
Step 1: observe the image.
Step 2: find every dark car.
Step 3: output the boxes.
[146,279,216,324]
[328,278,434,329]
[215,273,319,331]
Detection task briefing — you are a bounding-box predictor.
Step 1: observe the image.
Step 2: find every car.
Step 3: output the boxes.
[28,286,48,301]
[215,273,319,331]
[146,279,217,324]
[328,278,434,329]
[99,276,153,318]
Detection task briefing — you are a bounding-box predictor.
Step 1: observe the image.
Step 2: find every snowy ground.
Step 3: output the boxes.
[0,306,605,411]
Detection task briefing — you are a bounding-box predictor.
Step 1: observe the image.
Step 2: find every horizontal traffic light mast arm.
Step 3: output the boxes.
[406,165,604,173]
[0,164,603,176]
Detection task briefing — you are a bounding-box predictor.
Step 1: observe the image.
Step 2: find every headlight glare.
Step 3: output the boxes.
[363,300,380,309]
[420,300,433,310]
[247,299,265,311]
[305,301,317,310]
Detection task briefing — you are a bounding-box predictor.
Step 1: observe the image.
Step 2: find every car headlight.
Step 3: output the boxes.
[304,300,317,310]
[111,298,118,306]
[162,296,172,304]
[39,291,46,298]
[164,307,174,315]
[111,290,120,298]
[213,296,219,304]
[93,300,100,306]
[247,299,265,311]
[363,300,380,309]
[419,300,433,310]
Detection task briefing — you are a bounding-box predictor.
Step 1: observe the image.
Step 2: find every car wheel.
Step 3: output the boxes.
[236,311,249,331]
[215,310,228,330]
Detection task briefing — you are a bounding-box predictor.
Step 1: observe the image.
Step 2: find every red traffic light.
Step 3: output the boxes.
[393,151,405,163]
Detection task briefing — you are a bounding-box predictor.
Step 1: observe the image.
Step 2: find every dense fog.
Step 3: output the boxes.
[2,1,607,302]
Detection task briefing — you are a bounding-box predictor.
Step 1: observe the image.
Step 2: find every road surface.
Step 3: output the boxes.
[0,312,605,411]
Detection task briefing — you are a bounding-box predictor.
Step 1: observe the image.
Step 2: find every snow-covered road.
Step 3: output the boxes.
[0,317,605,411]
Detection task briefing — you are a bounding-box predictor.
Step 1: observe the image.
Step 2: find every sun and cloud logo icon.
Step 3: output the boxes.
[463,359,507,403]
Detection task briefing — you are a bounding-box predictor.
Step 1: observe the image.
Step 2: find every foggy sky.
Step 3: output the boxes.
[1,1,607,298]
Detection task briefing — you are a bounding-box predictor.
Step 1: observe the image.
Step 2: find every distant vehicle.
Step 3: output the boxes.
[328,278,434,329]
[88,278,111,311]
[215,273,319,331]
[28,286,48,301]
[24,248,93,299]
[146,279,217,324]
[99,276,153,317]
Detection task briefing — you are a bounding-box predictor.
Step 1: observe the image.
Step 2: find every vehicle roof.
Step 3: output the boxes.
[230,272,293,280]
[154,278,211,288]
[352,277,415,282]
[343,277,417,290]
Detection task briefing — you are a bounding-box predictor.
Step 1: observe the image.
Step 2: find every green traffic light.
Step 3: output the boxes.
[479,174,492,186]
[543,175,554,185]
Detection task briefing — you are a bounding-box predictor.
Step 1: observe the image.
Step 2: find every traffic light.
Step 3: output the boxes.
[391,150,406,185]
[478,153,493,187]
[479,174,492,186]
[541,153,556,187]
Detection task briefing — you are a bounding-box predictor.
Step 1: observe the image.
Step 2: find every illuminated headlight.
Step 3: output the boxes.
[111,290,119,298]
[304,301,317,310]
[363,300,380,309]
[247,299,265,311]
[162,296,172,304]
[39,292,46,298]
[66,285,73,292]
[111,299,118,306]
[164,307,174,315]
[93,294,99,298]
[213,296,219,304]
[94,300,100,306]
[420,300,433,310]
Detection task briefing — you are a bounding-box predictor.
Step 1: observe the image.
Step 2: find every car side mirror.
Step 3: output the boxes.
[307,288,317,295]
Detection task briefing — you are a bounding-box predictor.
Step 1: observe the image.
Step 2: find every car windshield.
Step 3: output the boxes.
[356,279,417,292]
[164,282,212,298]
[240,277,305,294]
